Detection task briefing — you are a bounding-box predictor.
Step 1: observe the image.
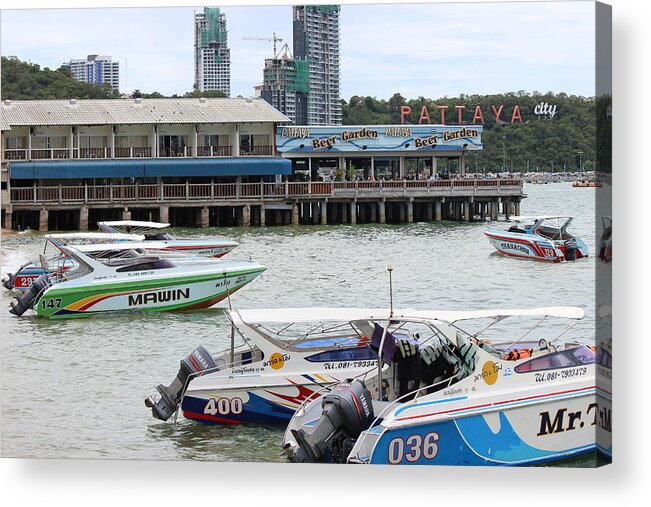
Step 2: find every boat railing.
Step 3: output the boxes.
[350,370,466,463]
[173,348,266,423]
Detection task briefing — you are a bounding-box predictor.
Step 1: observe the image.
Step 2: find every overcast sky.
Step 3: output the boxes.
[0,0,597,99]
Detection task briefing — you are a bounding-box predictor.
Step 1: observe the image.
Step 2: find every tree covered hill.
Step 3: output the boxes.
[1,56,608,173]
[1,56,120,100]
[342,92,608,173]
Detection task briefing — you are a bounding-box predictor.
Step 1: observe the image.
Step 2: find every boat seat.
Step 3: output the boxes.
[507,226,526,234]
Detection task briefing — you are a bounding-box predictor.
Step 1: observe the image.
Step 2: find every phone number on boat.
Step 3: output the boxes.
[534,366,588,383]
[323,360,377,370]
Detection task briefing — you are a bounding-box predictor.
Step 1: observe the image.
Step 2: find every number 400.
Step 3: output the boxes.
[204,397,243,416]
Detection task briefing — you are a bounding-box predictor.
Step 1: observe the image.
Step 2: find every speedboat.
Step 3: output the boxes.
[2,232,145,291]
[283,307,609,466]
[484,215,589,262]
[145,308,391,425]
[573,180,602,188]
[98,220,238,258]
[8,243,266,318]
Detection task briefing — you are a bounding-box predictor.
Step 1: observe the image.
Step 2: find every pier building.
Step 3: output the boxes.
[0,98,524,231]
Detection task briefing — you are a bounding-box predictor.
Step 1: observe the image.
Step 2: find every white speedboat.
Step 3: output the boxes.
[98,220,238,258]
[145,308,388,424]
[485,216,589,262]
[2,232,145,291]
[282,307,609,466]
[8,243,266,319]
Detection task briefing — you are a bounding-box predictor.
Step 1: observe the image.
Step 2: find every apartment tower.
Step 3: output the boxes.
[292,5,342,125]
[67,55,120,92]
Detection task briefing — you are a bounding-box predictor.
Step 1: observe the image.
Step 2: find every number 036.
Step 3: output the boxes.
[388,432,439,464]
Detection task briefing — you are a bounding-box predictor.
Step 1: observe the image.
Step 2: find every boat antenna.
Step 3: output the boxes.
[223,272,232,311]
[387,264,394,318]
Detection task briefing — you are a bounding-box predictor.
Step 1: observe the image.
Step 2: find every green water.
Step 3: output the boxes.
[0,182,609,466]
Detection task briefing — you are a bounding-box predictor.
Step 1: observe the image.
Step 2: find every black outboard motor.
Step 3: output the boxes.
[564,238,578,261]
[289,378,374,464]
[3,262,31,290]
[3,272,16,290]
[145,345,217,421]
[9,274,51,316]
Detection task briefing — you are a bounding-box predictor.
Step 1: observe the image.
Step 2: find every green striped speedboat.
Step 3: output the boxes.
[9,243,266,319]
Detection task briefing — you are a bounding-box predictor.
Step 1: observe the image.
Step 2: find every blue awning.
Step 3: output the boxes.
[9,157,292,179]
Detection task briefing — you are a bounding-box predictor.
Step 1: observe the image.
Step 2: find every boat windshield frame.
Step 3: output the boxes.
[53,247,95,282]
[243,320,367,351]
[527,217,574,239]
[98,221,177,240]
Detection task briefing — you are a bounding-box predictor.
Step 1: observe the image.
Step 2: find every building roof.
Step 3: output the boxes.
[0,97,290,127]
[0,114,11,131]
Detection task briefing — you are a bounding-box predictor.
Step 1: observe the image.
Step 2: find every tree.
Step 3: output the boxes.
[183,89,227,98]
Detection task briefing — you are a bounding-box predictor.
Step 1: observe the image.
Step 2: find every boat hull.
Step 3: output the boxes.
[143,240,238,258]
[484,231,588,262]
[33,268,264,318]
[11,267,50,291]
[356,387,608,466]
[181,382,328,425]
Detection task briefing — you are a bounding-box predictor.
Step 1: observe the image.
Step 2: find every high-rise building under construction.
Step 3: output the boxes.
[261,48,310,125]
[292,5,341,125]
[194,7,231,95]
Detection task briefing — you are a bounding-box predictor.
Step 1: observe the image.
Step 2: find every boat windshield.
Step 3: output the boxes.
[250,321,366,350]
[55,251,94,282]
[514,345,595,373]
[115,257,176,272]
[144,232,174,241]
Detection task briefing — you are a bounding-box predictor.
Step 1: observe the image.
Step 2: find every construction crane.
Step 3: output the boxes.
[242,32,284,57]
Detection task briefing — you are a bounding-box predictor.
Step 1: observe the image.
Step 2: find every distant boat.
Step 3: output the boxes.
[98,220,239,258]
[573,180,602,188]
[484,215,589,262]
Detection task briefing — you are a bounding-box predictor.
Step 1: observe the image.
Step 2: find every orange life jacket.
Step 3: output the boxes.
[503,348,533,361]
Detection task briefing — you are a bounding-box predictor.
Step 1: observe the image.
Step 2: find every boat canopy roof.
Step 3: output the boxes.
[46,232,145,242]
[228,306,585,326]
[98,220,171,229]
[70,241,168,253]
[510,215,572,222]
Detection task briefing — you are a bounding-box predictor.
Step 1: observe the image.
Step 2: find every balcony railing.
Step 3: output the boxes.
[240,146,273,156]
[31,148,70,160]
[10,179,524,205]
[197,146,232,157]
[159,146,189,158]
[114,146,152,158]
[2,145,272,160]
[3,149,28,160]
[74,147,110,159]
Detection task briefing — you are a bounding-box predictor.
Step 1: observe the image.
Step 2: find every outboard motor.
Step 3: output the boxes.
[3,262,31,290]
[9,274,51,316]
[289,378,374,464]
[564,238,578,261]
[145,345,217,421]
[3,272,16,290]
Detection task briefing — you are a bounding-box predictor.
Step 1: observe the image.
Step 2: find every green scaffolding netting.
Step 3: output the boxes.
[201,7,227,46]
[306,5,340,14]
[264,59,310,94]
